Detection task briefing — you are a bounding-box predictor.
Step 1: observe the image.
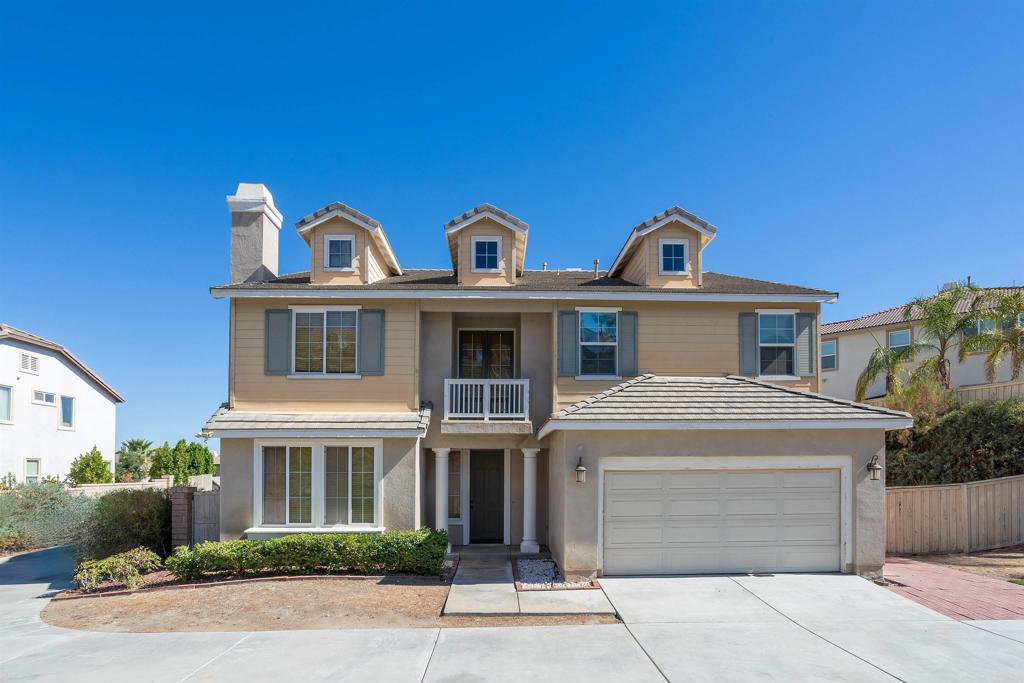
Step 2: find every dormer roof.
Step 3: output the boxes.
[608,206,718,277]
[444,204,529,275]
[295,202,403,275]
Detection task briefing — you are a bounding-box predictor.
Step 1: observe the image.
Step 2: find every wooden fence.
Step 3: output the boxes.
[958,379,1024,405]
[192,490,220,544]
[886,474,1024,554]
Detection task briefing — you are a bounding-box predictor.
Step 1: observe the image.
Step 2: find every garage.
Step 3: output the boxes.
[602,468,841,575]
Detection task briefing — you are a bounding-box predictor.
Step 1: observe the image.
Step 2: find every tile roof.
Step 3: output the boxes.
[444,203,528,231]
[822,287,1024,335]
[295,201,381,230]
[629,205,717,236]
[201,403,431,436]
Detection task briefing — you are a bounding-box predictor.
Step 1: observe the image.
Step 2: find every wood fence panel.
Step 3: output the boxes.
[192,491,220,545]
[958,379,1024,404]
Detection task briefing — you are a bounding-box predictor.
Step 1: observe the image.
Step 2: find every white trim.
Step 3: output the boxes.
[323,234,356,271]
[244,526,384,539]
[445,211,528,236]
[755,308,799,315]
[538,418,912,439]
[450,449,469,534]
[18,352,40,375]
[575,306,623,313]
[31,390,56,407]
[503,448,511,546]
[288,305,362,312]
[207,428,424,439]
[574,375,622,381]
[58,394,75,431]
[0,384,12,424]
[658,238,689,275]
[226,193,283,228]
[821,339,838,372]
[470,235,502,273]
[757,375,800,382]
[24,457,41,484]
[578,308,619,378]
[596,455,854,574]
[287,374,362,380]
[757,311,797,379]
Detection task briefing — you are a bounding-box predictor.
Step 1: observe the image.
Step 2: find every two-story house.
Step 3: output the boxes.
[203,183,911,578]
[0,324,124,482]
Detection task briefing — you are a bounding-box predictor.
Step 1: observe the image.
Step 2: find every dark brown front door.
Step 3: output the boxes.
[470,450,504,543]
[459,331,514,379]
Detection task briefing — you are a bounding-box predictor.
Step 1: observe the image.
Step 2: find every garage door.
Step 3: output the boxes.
[603,469,840,575]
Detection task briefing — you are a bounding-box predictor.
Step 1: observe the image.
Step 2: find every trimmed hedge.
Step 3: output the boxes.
[74,547,162,592]
[165,529,448,581]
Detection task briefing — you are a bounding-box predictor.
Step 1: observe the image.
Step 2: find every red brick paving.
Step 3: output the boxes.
[884,556,1024,620]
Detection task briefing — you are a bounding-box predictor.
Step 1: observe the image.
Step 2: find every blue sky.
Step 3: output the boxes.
[2,2,1021,448]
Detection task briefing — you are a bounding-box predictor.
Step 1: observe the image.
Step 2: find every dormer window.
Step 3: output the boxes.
[659,238,688,275]
[324,235,354,271]
[471,237,501,272]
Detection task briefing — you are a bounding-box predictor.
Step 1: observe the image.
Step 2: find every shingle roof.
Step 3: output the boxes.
[822,287,1023,335]
[0,323,125,402]
[202,403,432,437]
[538,375,909,436]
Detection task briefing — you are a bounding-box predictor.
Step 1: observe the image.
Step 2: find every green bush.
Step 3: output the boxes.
[0,482,96,551]
[77,489,171,560]
[74,547,162,592]
[165,529,448,582]
[149,439,216,484]
[887,399,1024,485]
[67,447,113,485]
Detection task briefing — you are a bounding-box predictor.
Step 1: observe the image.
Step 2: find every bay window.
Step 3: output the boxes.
[758,312,796,377]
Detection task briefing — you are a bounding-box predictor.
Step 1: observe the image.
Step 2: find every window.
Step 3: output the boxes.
[448,451,461,520]
[758,313,796,376]
[260,445,311,524]
[0,385,11,422]
[19,353,39,374]
[288,447,313,524]
[821,339,837,371]
[25,459,40,485]
[472,237,500,272]
[965,319,997,337]
[1004,314,1024,331]
[579,310,618,376]
[292,308,358,375]
[350,447,375,524]
[324,446,349,525]
[323,445,377,525]
[59,396,75,429]
[32,390,56,406]
[324,235,354,270]
[659,239,688,274]
[888,329,912,350]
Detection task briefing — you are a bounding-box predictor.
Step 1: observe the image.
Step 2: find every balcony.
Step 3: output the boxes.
[442,378,532,434]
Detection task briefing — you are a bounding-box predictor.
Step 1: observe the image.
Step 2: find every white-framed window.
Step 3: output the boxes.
[471,236,501,272]
[578,308,619,377]
[964,318,997,337]
[448,451,462,521]
[254,440,383,529]
[0,385,12,423]
[324,234,355,271]
[758,312,796,377]
[888,328,912,351]
[19,353,39,374]
[290,306,360,377]
[24,459,40,485]
[1002,314,1024,332]
[32,390,56,406]
[59,395,75,429]
[658,238,689,275]
[821,339,837,371]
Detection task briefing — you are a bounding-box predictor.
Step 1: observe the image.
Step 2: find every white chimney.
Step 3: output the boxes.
[226,183,283,283]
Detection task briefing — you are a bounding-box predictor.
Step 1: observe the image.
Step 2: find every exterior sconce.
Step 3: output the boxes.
[867,454,882,482]
[575,456,587,484]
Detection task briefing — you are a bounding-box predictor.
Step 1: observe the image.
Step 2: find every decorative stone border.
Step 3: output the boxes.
[511,559,601,592]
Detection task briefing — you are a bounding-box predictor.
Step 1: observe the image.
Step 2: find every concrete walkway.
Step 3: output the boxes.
[885,556,1024,620]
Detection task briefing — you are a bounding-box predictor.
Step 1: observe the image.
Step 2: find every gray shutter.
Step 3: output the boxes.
[738,313,758,377]
[558,310,578,377]
[265,309,292,375]
[796,313,816,376]
[618,311,638,377]
[359,309,385,375]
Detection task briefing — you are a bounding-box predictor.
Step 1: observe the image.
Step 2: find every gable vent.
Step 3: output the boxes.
[19,353,39,374]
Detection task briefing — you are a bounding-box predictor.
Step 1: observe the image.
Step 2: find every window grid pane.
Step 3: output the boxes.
[448,452,461,519]
[351,447,375,524]
[760,346,794,376]
[288,447,312,524]
[821,340,837,370]
[294,312,325,373]
[662,243,686,272]
[324,446,350,525]
[759,314,795,345]
[262,447,287,524]
[328,239,353,269]
[474,240,498,269]
[325,311,357,374]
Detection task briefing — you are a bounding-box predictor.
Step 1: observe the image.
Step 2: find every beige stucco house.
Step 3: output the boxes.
[203,183,911,578]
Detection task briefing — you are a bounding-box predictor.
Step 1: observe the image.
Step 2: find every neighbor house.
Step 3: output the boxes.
[203,183,911,578]
[0,324,124,483]
[820,285,1024,402]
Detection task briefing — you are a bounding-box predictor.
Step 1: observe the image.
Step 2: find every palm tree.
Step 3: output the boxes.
[958,291,1024,382]
[901,282,989,390]
[855,336,926,402]
[115,438,153,482]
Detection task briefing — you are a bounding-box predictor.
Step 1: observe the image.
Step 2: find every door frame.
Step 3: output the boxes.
[456,328,517,379]
[596,455,853,575]
[454,448,511,545]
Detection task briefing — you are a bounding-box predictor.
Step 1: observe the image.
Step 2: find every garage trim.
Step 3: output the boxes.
[597,455,854,574]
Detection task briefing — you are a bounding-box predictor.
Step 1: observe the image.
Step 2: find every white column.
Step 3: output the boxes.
[521,448,540,554]
[433,448,450,547]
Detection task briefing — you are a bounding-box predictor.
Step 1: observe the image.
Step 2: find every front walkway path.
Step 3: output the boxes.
[885,556,1024,620]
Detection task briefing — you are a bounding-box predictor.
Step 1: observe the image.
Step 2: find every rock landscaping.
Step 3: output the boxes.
[515,559,594,590]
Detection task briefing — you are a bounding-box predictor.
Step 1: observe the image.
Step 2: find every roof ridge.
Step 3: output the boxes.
[725,375,911,418]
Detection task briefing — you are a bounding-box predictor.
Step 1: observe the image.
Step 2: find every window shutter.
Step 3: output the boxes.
[557,310,578,377]
[264,309,292,375]
[618,311,638,377]
[738,313,758,376]
[359,309,385,375]
[796,313,816,377]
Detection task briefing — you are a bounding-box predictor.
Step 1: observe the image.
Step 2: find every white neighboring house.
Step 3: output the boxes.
[0,324,125,483]
[820,286,1024,401]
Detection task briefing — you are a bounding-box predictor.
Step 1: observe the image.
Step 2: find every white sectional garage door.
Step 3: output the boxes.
[603,469,841,575]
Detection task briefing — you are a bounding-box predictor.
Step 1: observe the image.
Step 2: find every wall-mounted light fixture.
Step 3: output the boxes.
[867,454,882,482]
[575,445,587,484]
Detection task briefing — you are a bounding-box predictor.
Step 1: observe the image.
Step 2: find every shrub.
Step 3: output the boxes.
[149,439,216,485]
[67,447,113,485]
[74,547,162,592]
[77,489,171,560]
[0,482,96,551]
[165,529,448,582]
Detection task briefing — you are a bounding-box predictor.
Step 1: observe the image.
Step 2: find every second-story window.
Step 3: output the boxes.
[472,237,500,272]
[659,238,688,274]
[579,310,618,376]
[324,235,354,270]
[888,328,911,350]
[758,312,796,377]
[293,309,358,375]
[821,339,837,371]
[59,395,75,429]
[0,385,11,423]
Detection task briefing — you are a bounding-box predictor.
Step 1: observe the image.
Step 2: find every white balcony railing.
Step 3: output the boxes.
[444,378,530,421]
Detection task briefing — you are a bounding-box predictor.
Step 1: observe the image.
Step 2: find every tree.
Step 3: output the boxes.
[855,336,926,402]
[67,447,113,485]
[959,290,1024,382]
[115,439,152,482]
[149,439,216,485]
[902,282,989,390]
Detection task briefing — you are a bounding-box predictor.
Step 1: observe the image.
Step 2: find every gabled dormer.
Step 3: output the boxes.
[295,202,403,285]
[444,204,528,287]
[607,206,717,288]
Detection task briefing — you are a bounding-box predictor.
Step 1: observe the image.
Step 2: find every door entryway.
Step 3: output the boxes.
[470,450,504,543]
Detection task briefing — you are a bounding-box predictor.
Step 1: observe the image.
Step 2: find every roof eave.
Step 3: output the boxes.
[537,417,914,439]
[608,212,718,277]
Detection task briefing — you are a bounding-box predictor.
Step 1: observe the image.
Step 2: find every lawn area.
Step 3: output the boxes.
[914,545,1024,584]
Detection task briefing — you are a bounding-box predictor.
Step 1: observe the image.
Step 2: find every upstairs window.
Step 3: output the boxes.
[964,319,997,337]
[33,390,56,406]
[821,339,837,371]
[579,310,618,376]
[659,238,688,275]
[472,237,501,272]
[293,308,358,375]
[0,385,11,422]
[324,235,354,270]
[758,313,796,377]
[59,395,75,429]
[19,353,39,374]
[888,329,912,350]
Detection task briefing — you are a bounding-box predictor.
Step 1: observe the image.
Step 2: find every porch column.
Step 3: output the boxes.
[521,448,540,554]
[433,448,450,542]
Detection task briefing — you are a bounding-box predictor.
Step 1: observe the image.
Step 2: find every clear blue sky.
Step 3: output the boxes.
[2,2,1021,449]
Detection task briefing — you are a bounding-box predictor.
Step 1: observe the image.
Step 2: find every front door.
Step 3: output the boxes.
[458,331,514,379]
[469,450,504,543]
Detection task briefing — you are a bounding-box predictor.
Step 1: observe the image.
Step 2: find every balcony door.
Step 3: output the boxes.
[458,330,514,379]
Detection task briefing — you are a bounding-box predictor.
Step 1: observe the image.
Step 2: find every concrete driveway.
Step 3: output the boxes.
[3,549,1024,682]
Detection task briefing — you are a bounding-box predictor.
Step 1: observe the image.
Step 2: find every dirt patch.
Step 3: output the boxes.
[42,576,617,632]
[908,545,1024,583]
